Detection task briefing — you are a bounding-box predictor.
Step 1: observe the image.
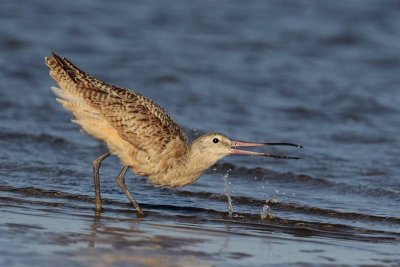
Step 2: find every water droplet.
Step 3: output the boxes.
[221,171,233,217]
[261,203,274,220]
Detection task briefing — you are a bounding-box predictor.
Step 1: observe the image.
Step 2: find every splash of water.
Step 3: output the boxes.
[221,170,233,218]
[261,201,274,220]
[261,188,281,220]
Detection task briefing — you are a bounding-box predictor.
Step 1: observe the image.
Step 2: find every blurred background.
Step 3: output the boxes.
[1,0,399,266]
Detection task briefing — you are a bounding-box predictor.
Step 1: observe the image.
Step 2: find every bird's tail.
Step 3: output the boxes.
[46,52,115,96]
[46,53,84,105]
[46,52,96,93]
[45,52,106,127]
[46,52,110,104]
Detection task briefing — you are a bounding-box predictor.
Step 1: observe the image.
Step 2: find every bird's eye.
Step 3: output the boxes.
[213,138,219,144]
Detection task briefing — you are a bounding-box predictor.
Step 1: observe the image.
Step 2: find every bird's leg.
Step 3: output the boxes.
[116,166,145,217]
[93,151,111,211]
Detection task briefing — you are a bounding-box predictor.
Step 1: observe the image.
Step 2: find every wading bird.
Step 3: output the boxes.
[46,52,301,216]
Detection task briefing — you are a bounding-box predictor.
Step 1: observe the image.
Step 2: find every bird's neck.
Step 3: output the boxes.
[181,144,221,182]
[158,144,219,188]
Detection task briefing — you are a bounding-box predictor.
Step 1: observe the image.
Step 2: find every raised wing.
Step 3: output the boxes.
[46,52,189,173]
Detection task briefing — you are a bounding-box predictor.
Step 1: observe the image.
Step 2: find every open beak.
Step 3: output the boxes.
[231,140,302,159]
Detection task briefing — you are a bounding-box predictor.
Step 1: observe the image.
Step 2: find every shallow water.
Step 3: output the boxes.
[1,0,400,266]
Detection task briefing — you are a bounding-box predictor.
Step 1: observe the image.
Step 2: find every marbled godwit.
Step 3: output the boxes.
[45,52,301,216]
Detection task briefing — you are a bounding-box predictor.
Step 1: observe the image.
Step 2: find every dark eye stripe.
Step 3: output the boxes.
[213,138,219,144]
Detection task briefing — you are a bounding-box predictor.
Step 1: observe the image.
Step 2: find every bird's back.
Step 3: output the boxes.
[46,53,189,182]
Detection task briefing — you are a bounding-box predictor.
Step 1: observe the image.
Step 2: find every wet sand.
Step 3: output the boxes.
[1,185,399,266]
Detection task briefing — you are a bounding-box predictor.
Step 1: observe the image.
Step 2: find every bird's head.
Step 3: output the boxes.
[190,132,302,170]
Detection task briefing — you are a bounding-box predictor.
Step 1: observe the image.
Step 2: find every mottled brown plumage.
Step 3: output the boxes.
[45,52,301,216]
